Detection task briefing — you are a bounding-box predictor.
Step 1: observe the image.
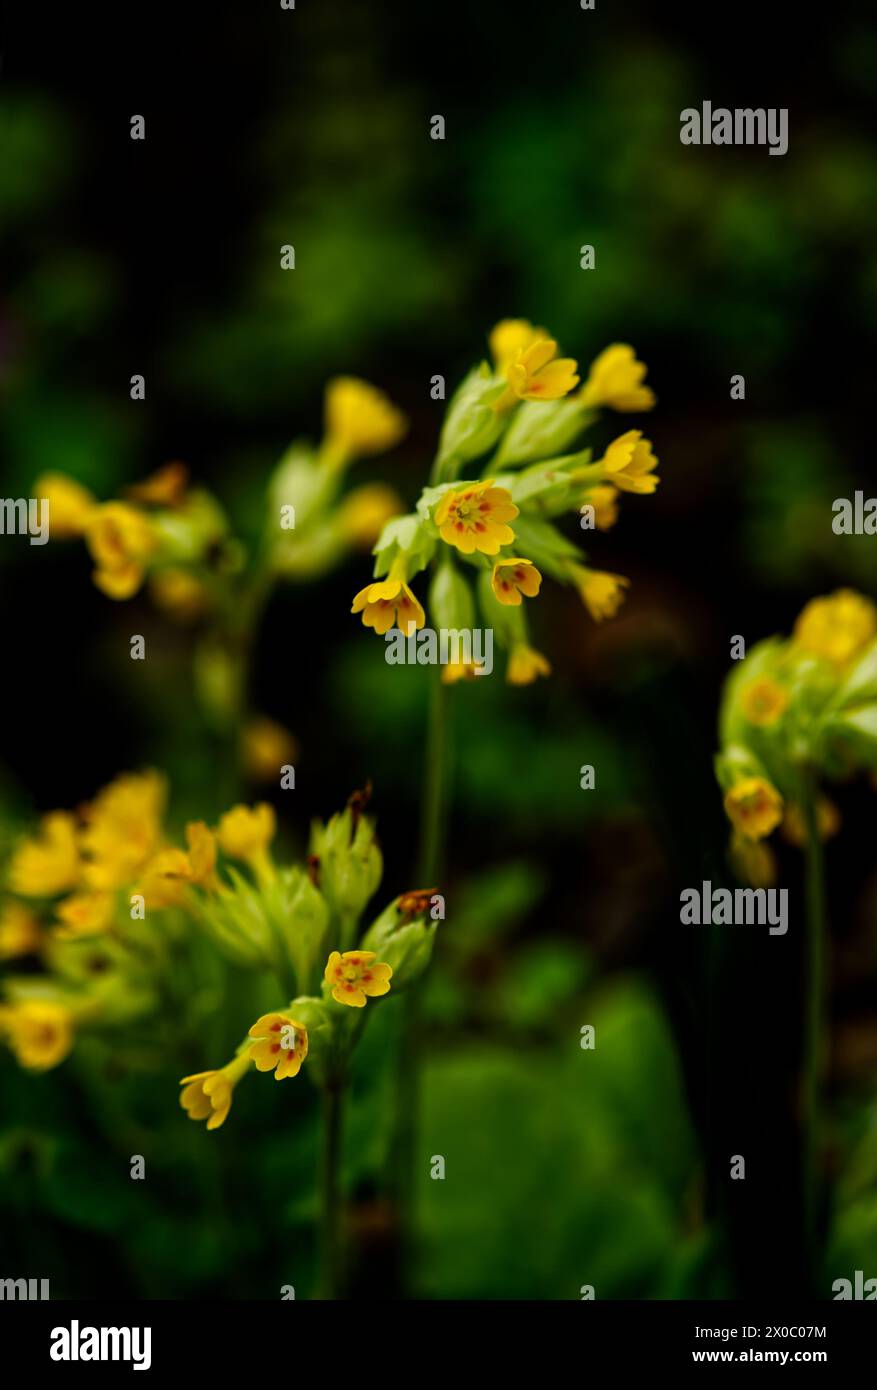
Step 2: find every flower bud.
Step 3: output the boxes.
[436,364,508,470]
[309,793,383,936]
[494,397,592,467]
[361,895,438,989]
[428,560,474,631]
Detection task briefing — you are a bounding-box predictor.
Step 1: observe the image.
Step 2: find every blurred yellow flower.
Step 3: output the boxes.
[441,661,480,684]
[149,568,209,622]
[724,777,783,841]
[325,950,392,1008]
[498,338,579,407]
[126,461,189,507]
[598,430,660,495]
[34,472,96,538]
[506,643,551,685]
[782,798,841,848]
[217,803,276,881]
[582,483,620,531]
[0,901,42,959]
[179,1053,250,1130]
[248,1012,309,1078]
[0,1000,74,1071]
[324,377,407,460]
[740,677,790,727]
[336,483,403,549]
[54,891,115,940]
[579,344,655,412]
[86,501,158,600]
[242,718,298,783]
[9,811,81,898]
[571,566,629,622]
[435,480,518,556]
[81,771,166,891]
[793,589,877,667]
[491,557,542,607]
[352,561,426,635]
[729,832,777,889]
[489,318,548,372]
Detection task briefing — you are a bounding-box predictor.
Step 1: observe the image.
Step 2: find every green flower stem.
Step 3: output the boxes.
[317,1079,346,1299]
[801,777,827,1286]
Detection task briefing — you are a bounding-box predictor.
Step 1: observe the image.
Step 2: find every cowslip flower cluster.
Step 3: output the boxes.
[715,589,877,885]
[350,321,662,683]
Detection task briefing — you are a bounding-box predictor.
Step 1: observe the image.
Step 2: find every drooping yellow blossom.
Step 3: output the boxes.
[498,339,579,408]
[149,568,209,622]
[581,484,620,531]
[324,377,407,460]
[724,777,784,842]
[54,891,115,940]
[135,822,219,908]
[217,803,276,882]
[489,318,548,373]
[81,771,166,891]
[242,718,298,783]
[491,557,542,607]
[729,832,777,889]
[506,643,552,686]
[597,430,660,495]
[324,950,393,1008]
[571,566,630,622]
[185,822,219,888]
[0,901,42,958]
[435,480,519,556]
[126,461,189,507]
[9,811,81,898]
[337,483,404,549]
[351,557,426,635]
[34,472,96,538]
[179,1052,251,1129]
[0,1000,74,1071]
[85,501,158,600]
[740,677,790,727]
[793,589,877,668]
[247,1012,309,1078]
[579,344,655,412]
[441,662,481,684]
[782,798,841,849]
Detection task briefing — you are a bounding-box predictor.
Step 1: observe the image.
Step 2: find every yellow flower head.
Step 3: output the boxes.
[85,501,158,599]
[580,344,655,412]
[126,461,189,507]
[149,568,209,622]
[134,848,195,910]
[740,677,790,727]
[81,771,167,891]
[499,338,579,407]
[491,557,542,607]
[324,377,407,460]
[242,718,298,783]
[248,1012,309,1078]
[442,661,481,684]
[572,566,630,623]
[9,811,81,898]
[0,1000,74,1071]
[793,589,877,668]
[217,803,276,881]
[351,563,426,636]
[724,777,783,842]
[729,832,777,889]
[781,798,841,849]
[179,1053,250,1130]
[506,643,552,686]
[581,483,620,531]
[34,472,96,538]
[0,901,42,959]
[325,950,392,1008]
[598,430,660,495]
[54,891,115,940]
[435,480,519,556]
[337,483,403,549]
[489,318,548,373]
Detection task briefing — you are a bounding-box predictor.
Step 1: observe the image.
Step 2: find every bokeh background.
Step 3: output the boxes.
[2,0,877,1299]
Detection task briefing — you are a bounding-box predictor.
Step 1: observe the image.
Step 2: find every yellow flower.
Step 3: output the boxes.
[247,1012,309,1078]
[0,1000,74,1071]
[149,568,209,622]
[579,344,655,412]
[179,1052,251,1129]
[506,643,552,685]
[740,677,790,727]
[185,822,219,888]
[9,812,81,898]
[442,661,481,684]
[571,566,629,622]
[581,484,620,531]
[435,480,519,556]
[489,318,548,372]
[729,832,777,889]
[793,589,877,667]
[498,339,579,407]
[54,892,115,940]
[351,559,426,635]
[135,822,219,908]
[85,501,158,600]
[782,798,841,849]
[724,777,783,842]
[0,901,42,959]
[597,430,660,495]
[126,461,189,507]
[217,803,276,881]
[324,377,407,460]
[491,557,542,606]
[81,771,166,891]
[34,472,96,538]
[242,719,298,783]
[324,950,392,1008]
[337,483,404,549]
